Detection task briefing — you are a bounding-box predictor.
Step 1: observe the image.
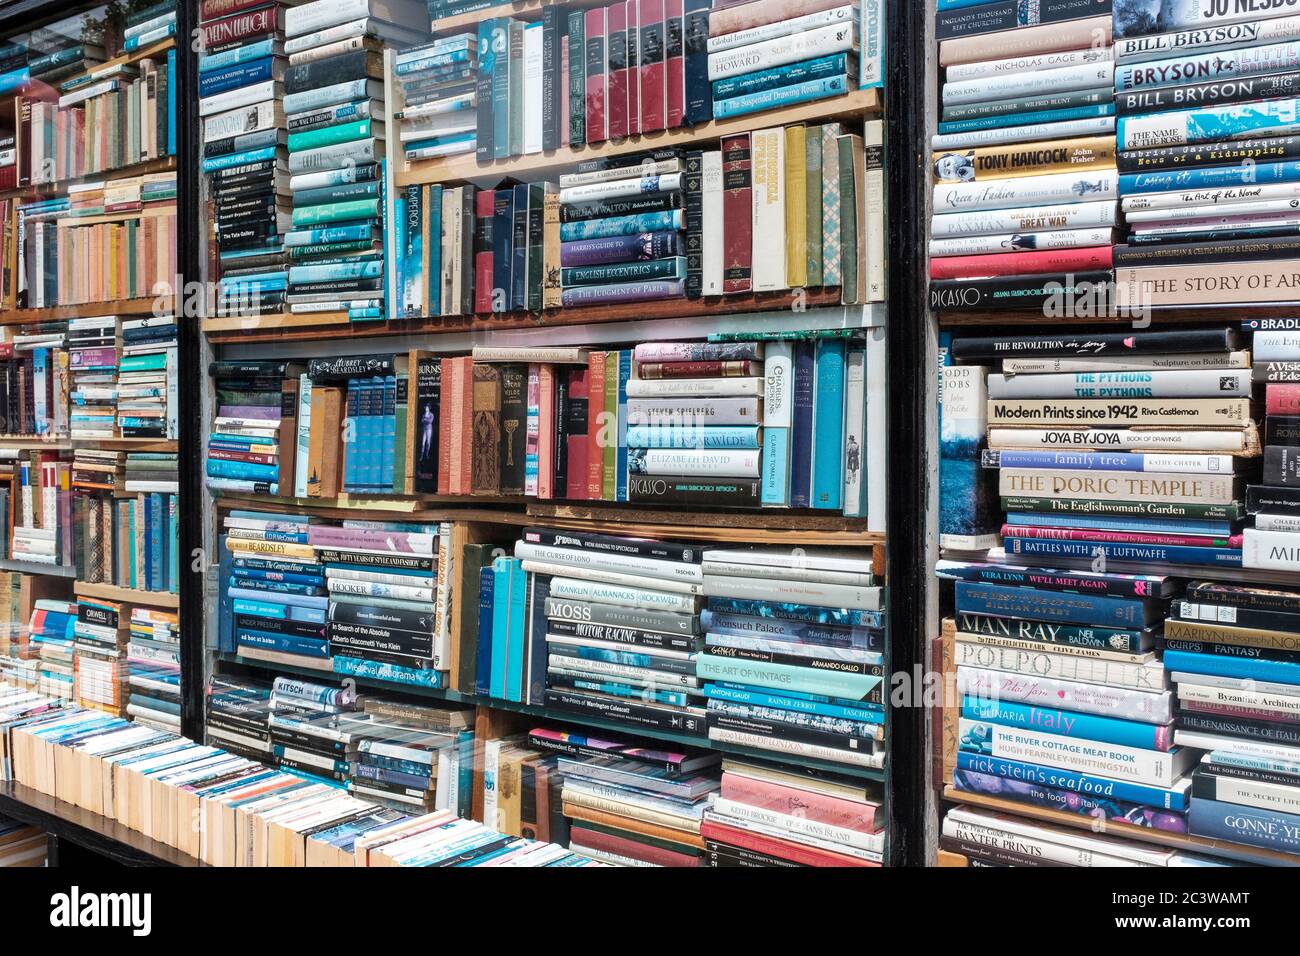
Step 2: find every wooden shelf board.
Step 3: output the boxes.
[203,288,847,344]
[217,652,889,784]
[0,436,71,450]
[0,557,75,577]
[73,580,179,609]
[201,311,351,334]
[943,788,1300,868]
[0,297,167,325]
[0,155,177,202]
[74,436,177,452]
[397,88,881,187]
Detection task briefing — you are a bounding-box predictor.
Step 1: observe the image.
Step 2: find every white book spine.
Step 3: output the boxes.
[1127,197,1300,223]
[628,448,761,477]
[707,726,885,767]
[707,5,855,53]
[284,17,371,53]
[750,127,786,292]
[1253,513,1300,533]
[1244,527,1300,571]
[931,115,1116,150]
[523,21,544,155]
[942,60,1115,106]
[512,540,703,583]
[1116,39,1300,93]
[701,547,871,573]
[864,120,885,301]
[548,657,699,686]
[521,559,702,595]
[325,566,433,587]
[958,665,1173,722]
[865,326,886,532]
[935,169,1119,214]
[1197,771,1300,815]
[702,574,882,611]
[558,172,682,204]
[626,396,761,425]
[702,151,724,295]
[955,635,1165,690]
[557,159,679,188]
[1002,351,1250,373]
[947,46,1113,81]
[285,0,370,38]
[327,580,435,602]
[1117,14,1300,63]
[1172,670,1300,698]
[942,814,1145,867]
[1178,681,1300,718]
[931,199,1118,238]
[1253,331,1300,361]
[1176,730,1300,764]
[548,576,698,613]
[293,374,312,498]
[842,347,867,517]
[625,376,763,397]
[930,227,1116,257]
[433,524,452,671]
[987,368,1251,399]
[988,425,1250,452]
[707,21,856,81]
[199,80,279,117]
[958,717,1185,787]
[1122,181,1300,211]
[701,559,871,586]
[442,186,457,316]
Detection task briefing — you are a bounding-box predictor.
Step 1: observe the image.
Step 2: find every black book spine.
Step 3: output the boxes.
[568,10,586,147]
[543,688,707,735]
[283,50,377,94]
[1115,235,1300,267]
[683,0,712,125]
[330,643,433,669]
[327,620,434,657]
[1117,135,1300,173]
[475,20,495,164]
[1117,70,1300,117]
[414,357,441,493]
[1247,484,1300,515]
[546,617,701,651]
[706,711,878,751]
[521,525,702,563]
[1257,365,1300,386]
[1202,760,1300,789]
[951,326,1237,362]
[931,271,1112,313]
[554,375,569,493]
[233,614,327,640]
[499,364,528,495]
[1264,446,1300,486]
[684,149,703,298]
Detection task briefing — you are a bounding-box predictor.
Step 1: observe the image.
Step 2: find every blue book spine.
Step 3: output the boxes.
[149,494,164,591]
[168,494,179,593]
[939,103,1114,135]
[199,37,276,73]
[231,599,290,619]
[715,75,850,119]
[199,56,275,98]
[525,574,552,705]
[492,189,514,309]
[1119,159,1300,195]
[342,380,359,492]
[201,145,278,173]
[954,580,1152,627]
[218,534,235,653]
[616,350,631,502]
[332,655,443,688]
[490,558,512,700]
[283,78,373,114]
[227,587,328,611]
[998,450,1205,471]
[963,695,1171,751]
[558,210,683,241]
[1164,648,1300,686]
[811,339,845,511]
[232,568,324,586]
[789,341,815,509]
[712,53,851,101]
[395,47,472,75]
[706,596,881,628]
[476,565,495,698]
[702,610,874,648]
[349,307,385,320]
[287,223,376,246]
[1004,536,1243,567]
[506,559,528,702]
[1188,797,1300,853]
[207,459,279,482]
[369,375,386,493]
[237,629,329,658]
[702,682,883,723]
[626,425,761,449]
[955,749,1189,811]
[512,182,529,311]
[289,260,384,282]
[695,654,881,701]
[402,183,424,318]
[428,185,443,317]
[383,374,397,491]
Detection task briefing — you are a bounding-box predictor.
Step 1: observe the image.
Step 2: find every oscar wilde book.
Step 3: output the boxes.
[472,364,502,495]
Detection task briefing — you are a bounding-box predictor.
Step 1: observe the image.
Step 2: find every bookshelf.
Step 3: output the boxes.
[0,556,73,577]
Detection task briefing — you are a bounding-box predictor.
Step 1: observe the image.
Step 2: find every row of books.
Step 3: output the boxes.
[15,172,178,309]
[205,337,871,513]
[0,814,45,867]
[0,679,592,866]
[391,130,881,317]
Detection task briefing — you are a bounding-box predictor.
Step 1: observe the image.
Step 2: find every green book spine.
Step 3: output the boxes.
[291,198,381,226]
[288,119,374,153]
[837,134,858,305]
[806,127,823,288]
[602,350,617,501]
[526,183,545,312]
[567,11,586,146]
[509,21,525,158]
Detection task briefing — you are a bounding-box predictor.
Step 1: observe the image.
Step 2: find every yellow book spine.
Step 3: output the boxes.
[784,124,807,289]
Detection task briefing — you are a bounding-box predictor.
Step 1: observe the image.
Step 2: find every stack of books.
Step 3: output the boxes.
[930,5,1116,312]
[124,452,179,495]
[0,332,70,438]
[71,594,129,717]
[357,809,602,867]
[708,0,857,120]
[393,32,477,161]
[0,571,23,663]
[199,0,290,319]
[0,814,46,867]
[313,519,448,686]
[26,34,102,84]
[10,453,73,569]
[21,43,174,184]
[217,513,329,669]
[702,758,885,866]
[124,2,178,51]
[1243,328,1300,569]
[283,0,428,323]
[267,673,359,783]
[206,359,301,498]
[68,316,119,440]
[349,694,474,817]
[29,599,75,701]
[1111,2,1300,308]
[696,547,885,770]
[530,727,719,866]
[937,563,1188,836]
[304,355,404,496]
[72,487,177,594]
[204,673,273,762]
[117,314,177,439]
[125,605,181,733]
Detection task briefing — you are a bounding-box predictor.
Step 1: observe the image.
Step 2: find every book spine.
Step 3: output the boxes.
[959,666,1171,723]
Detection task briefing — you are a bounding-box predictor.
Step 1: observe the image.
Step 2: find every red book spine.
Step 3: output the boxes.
[199,0,268,22]
[458,356,475,495]
[606,1,629,141]
[664,0,685,128]
[200,5,280,50]
[639,0,666,132]
[929,246,1115,280]
[721,133,752,294]
[565,367,590,500]
[1267,383,1300,415]
[474,189,495,314]
[1001,524,1241,549]
[719,773,882,833]
[587,351,606,499]
[700,819,878,867]
[570,825,702,866]
[584,7,608,145]
[626,0,641,136]
[438,358,454,495]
